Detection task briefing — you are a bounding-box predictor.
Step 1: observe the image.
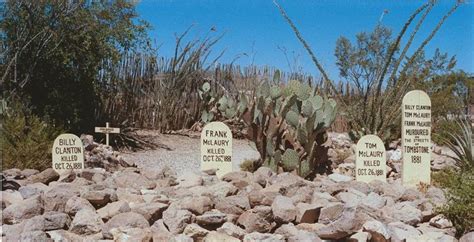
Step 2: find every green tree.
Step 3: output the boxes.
[1,0,149,132]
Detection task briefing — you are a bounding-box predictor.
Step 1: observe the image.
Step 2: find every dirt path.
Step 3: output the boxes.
[120,130,260,176]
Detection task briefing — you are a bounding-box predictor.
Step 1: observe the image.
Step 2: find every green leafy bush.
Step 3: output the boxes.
[434,169,474,237]
[433,118,474,237]
[1,107,63,171]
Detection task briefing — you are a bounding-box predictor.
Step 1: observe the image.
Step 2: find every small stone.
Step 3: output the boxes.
[429,214,453,229]
[1,190,24,207]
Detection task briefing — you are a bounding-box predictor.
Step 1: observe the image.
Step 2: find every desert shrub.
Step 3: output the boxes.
[433,118,474,236]
[434,169,474,237]
[274,0,463,144]
[240,159,259,172]
[1,105,63,171]
[432,119,463,145]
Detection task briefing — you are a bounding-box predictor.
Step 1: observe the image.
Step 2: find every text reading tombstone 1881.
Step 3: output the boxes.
[402,90,431,187]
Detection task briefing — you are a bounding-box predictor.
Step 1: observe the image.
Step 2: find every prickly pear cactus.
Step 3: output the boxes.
[240,78,337,178]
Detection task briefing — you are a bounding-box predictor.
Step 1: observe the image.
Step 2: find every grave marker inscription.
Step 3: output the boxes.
[95,122,120,146]
[200,121,232,177]
[356,135,386,183]
[402,90,431,187]
[52,133,84,174]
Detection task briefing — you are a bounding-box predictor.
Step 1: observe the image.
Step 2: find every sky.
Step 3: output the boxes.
[137,0,473,79]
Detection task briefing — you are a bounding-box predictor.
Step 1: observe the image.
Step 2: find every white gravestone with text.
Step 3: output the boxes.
[356,135,386,183]
[52,133,84,174]
[402,90,431,187]
[201,122,233,177]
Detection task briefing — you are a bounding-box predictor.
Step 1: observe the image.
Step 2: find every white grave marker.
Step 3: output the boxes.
[356,135,386,183]
[95,122,120,146]
[402,90,431,187]
[201,121,233,177]
[52,133,84,174]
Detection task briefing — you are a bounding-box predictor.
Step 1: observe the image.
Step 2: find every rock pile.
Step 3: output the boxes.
[2,164,471,241]
[1,134,471,241]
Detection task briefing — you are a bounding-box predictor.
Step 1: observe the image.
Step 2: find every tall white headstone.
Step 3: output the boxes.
[201,122,233,177]
[356,135,386,183]
[52,133,84,174]
[402,90,431,187]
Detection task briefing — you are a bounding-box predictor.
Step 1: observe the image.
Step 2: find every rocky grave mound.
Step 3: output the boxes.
[1,133,470,241]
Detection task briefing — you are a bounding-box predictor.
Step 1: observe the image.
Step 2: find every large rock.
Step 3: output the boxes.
[47,229,103,241]
[183,223,210,241]
[113,170,155,190]
[69,208,104,235]
[19,182,50,199]
[2,195,43,224]
[361,192,386,209]
[243,232,285,242]
[296,202,322,223]
[387,221,421,242]
[27,168,59,185]
[177,171,203,188]
[28,212,71,231]
[217,222,246,239]
[131,202,168,224]
[318,202,344,224]
[460,232,474,242]
[110,227,152,242]
[1,190,24,207]
[42,183,81,212]
[195,210,227,229]
[274,223,322,241]
[102,212,150,239]
[389,202,422,225]
[215,195,250,215]
[271,195,297,223]
[81,188,114,208]
[65,196,95,216]
[97,201,131,221]
[151,219,173,241]
[238,206,274,233]
[363,220,390,242]
[162,205,193,234]
[180,196,213,215]
[429,214,453,229]
[203,231,240,242]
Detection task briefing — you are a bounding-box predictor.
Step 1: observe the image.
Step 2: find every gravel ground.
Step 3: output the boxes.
[120,130,260,176]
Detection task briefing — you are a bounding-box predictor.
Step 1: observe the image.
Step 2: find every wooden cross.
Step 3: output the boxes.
[95,122,120,146]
